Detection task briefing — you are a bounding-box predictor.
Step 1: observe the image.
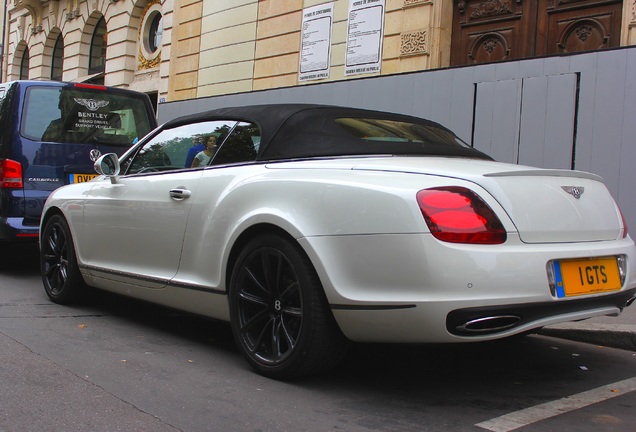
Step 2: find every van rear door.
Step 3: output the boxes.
[19,82,157,223]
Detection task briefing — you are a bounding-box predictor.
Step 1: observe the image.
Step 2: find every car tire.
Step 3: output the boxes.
[40,214,87,304]
[229,233,349,379]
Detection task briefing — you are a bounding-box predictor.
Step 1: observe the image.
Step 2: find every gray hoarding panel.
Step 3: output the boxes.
[589,49,627,196]
[448,66,476,144]
[518,74,576,169]
[568,52,599,173]
[617,49,636,230]
[473,79,522,163]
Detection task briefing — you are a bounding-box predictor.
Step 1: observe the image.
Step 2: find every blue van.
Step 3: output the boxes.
[0,80,157,241]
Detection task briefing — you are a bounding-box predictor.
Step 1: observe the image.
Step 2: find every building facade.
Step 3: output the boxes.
[4,0,636,109]
[2,0,172,109]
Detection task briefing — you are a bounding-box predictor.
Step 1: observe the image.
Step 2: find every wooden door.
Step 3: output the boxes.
[452,0,623,66]
[536,0,623,56]
[452,0,536,65]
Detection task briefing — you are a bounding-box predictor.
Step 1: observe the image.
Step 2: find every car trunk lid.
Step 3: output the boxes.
[349,157,623,244]
[479,169,621,243]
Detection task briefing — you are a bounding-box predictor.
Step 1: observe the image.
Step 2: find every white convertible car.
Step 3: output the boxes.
[40,104,636,379]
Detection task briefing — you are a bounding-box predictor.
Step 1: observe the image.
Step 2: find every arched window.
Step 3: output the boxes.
[20,48,30,79]
[51,35,64,81]
[147,12,163,54]
[139,3,163,69]
[89,17,107,74]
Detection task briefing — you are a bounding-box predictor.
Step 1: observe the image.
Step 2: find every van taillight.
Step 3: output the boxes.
[73,83,106,91]
[0,159,24,188]
[417,186,507,244]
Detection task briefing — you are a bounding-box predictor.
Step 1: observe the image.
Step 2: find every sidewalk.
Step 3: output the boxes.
[540,299,636,351]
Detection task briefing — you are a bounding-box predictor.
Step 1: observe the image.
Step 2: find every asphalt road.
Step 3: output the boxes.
[1,244,635,432]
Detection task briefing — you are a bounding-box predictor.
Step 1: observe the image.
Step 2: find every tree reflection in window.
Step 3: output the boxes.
[212,122,261,165]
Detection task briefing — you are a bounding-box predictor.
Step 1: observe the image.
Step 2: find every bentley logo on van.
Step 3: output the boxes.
[74,98,110,111]
[562,186,585,199]
[89,149,102,161]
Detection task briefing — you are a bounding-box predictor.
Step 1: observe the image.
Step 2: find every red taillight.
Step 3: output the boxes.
[417,186,506,244]
[0,159,23,189]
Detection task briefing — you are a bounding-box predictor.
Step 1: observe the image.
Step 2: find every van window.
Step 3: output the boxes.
[21,86,154,146]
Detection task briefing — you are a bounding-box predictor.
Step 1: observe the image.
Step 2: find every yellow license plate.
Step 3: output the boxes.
[69,174,98,183]
[557,257,621,297]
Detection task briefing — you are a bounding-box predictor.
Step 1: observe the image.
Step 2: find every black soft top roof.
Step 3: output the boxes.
[163,104,491,161]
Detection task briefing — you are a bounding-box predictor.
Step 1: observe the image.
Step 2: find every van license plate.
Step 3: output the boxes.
[69,174,98,183]
[556,257,621,297]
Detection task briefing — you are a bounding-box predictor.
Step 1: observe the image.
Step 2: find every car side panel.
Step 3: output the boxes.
[172,166,509,293]
[79,171,203,286]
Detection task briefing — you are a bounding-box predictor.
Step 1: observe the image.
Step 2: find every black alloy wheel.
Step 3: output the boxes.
[229,233,348,379]
[40,214,87,304]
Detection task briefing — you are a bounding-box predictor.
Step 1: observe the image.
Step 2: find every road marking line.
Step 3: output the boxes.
[475,376,636,432]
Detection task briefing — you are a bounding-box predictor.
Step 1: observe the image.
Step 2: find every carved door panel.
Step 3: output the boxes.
[452,1,537,65]
[452,0,623,66]
[537,0,623,56]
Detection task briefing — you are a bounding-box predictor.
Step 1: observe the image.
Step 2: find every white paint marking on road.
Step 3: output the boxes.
[475,376,636,432]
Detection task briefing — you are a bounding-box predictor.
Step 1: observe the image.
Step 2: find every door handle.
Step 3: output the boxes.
[169,188,192,200]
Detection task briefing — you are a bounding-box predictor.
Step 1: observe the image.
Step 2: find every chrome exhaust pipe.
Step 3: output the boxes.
[456,315,521,333]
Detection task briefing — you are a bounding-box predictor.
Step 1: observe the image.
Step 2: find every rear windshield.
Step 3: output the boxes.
[262,107,491,161]
[21,86,154,146]
[334,118,470,147]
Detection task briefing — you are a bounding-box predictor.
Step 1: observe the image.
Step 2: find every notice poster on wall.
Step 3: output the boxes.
[345,0,385,76]
[299,3,334,82]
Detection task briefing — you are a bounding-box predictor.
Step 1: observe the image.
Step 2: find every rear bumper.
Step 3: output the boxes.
[330,290,636,343]
[446,288,636,336]
[0,217,40,241]
[300,232,636,343]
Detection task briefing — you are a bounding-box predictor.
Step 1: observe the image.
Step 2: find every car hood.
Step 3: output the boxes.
[270,156,622,243]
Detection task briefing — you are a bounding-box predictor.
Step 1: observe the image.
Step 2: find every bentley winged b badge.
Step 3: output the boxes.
[561,186,585,199]
[74,98,110,111]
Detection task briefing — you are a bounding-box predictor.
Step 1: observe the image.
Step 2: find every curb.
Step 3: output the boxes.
[539,324,636,352]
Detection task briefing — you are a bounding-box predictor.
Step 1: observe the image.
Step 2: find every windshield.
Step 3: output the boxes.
[21,86,154,146]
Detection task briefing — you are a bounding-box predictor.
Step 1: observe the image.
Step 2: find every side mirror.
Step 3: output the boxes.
[94,153,121,184]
